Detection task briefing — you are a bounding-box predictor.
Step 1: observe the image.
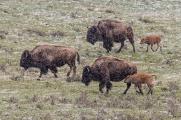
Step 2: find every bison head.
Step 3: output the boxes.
[140,38,145,44]
[82,66,92,86]
[20,50,32,70]
[128,65,137,75]
[124,75,132,83]
[86,26,101,45]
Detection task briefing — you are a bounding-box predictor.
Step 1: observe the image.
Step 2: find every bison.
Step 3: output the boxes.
[86,19,135,53]
[140,35,162,52]
[81,56,137,94]
[20,45,80,80]
[124,72,157,95]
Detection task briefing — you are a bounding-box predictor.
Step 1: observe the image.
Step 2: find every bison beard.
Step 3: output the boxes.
[81,56,137,94]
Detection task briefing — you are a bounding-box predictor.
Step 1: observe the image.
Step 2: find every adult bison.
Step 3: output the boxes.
[81,56,137,94]
[86,19,135,53]
[20,45,80,80]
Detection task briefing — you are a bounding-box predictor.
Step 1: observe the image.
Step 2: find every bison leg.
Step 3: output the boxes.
[68,60,76,79]
[72,66,76,78]
[151,44,155,52]
[154,43,159,52]
[37,72,42,80]
[103,38,113,53]
[128,38,135,53]
[150,88,153,95]
[146,44,149,52]
[147,84,153,95]
[134,84,140,94]
[116,41,124,53]
[67,66,72,77]
[147,89,151,95]
[99,82,105,93]
[156,43,162,52]
[50,66,58,78]
[159,44,162,52]
[37,67,48,80]
[106,81,112,94]
[138,84,144,95]
[130,41,135,53]
[123,83,131,94]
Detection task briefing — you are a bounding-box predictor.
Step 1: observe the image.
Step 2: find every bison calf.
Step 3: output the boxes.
[81,56,137,94]
[20,45,80,80]
[124,72,156,95]
[140,35,162,52]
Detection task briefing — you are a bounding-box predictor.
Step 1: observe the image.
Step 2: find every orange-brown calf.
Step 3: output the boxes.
[140,35,162,52]
[124,72,156,95]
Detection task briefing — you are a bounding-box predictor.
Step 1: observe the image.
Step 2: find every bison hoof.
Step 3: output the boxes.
[37,78,40,81]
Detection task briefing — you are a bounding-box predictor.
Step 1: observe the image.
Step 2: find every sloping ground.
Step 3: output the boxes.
[0,0,181,119]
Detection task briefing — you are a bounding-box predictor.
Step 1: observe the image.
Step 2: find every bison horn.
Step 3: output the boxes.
[23,50,30,58]
[85,66,91,73]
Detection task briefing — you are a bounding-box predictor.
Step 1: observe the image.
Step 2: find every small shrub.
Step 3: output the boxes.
[0,64,6,73]
[96,108,107,120]
[45,82,53,88]
[168,81,179,92]
[72,75,81,82]
[49,31,64,37]
[167,98,179,117]
[30,95,39,103]
[75,92,96,107]
[36,103,44,110]
[105,9,115,13]
[0,30,8,39]
[41,113,52,120]
[70,11,78,18]
[50,95,56,105]
[0,34,6,39]
[23,29,47,37]
[10,74,23,81]
[9,96,18,103]
[87,8,94,11]
[58,97,71,104]
[138,17,155,23]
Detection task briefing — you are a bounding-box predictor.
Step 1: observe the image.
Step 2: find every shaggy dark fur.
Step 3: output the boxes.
[20,45,80,80]
[87,19,135,53]
[81,56,137,94]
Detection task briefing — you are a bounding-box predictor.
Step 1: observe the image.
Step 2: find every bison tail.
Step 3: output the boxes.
[76,52,80,64]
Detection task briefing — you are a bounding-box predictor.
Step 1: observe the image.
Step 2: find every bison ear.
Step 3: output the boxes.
[22,50,30,58]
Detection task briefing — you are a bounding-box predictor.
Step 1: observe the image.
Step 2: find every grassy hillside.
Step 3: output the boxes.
[0,0,181,119]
